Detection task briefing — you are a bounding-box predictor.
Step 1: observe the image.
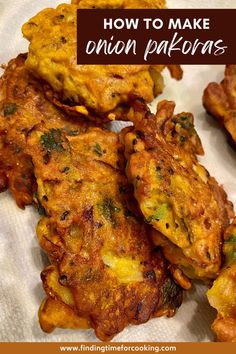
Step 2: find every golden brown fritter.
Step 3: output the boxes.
[0,55,92,330]
[0,55,182,340]
[26,123,182,341]
[0,54,89,208]
[22,2,182,123]
[203,65,236,145]
[207,218,236,342]
[122,100,233,281]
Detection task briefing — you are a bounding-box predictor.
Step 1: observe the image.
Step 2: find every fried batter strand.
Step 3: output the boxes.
[27,124,182,341]
[22,2,182,122]
[203,65,236,146]
[0,54,89,208]
[207,218,236,342]
[123,100,233,281]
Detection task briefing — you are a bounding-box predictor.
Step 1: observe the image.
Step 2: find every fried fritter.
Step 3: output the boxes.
[123,100,233,281]
[207,218,236,342]
[0,54,89,208]
[203,65,236,145]
[26,123,182,341]
[22,2,182,122]
[0,55,182,341]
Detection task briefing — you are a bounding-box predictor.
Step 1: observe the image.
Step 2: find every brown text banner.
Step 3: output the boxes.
[1,342,236,354]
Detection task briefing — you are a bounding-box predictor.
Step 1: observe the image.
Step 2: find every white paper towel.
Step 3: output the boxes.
[0,0,236,343]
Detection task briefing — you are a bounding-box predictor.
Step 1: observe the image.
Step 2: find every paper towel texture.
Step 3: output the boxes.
[0,0,236,343]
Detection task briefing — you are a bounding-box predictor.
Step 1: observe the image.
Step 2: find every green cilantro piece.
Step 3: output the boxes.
[226,235,236,243]
[93,143,103,156]
[4,103,17,116]
[40,129,64,154]
[98,198,120,226]
[149,203,169,222]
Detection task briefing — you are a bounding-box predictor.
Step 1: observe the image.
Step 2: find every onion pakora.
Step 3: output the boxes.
[27,123,182,341]
[207,218,236,342]
[22,2,182,123]
[203,65,236,146]
[122,100,233,282]
[0,54,90,209]
[0,55,182,341]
